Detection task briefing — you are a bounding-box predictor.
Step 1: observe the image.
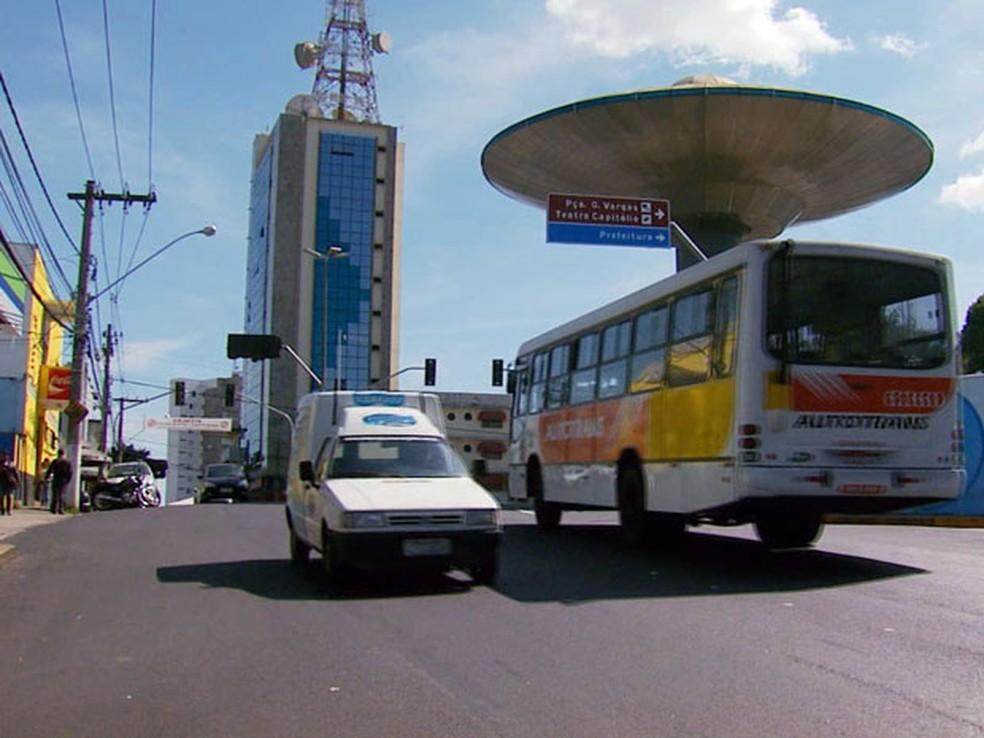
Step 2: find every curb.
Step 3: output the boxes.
[826,515,984,528]
[0,544,14,567]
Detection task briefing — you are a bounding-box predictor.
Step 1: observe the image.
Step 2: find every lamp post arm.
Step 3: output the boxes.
[237,392,295,436]
[282,343,322,386]
[88,226,217,303]
[368,365,425,389]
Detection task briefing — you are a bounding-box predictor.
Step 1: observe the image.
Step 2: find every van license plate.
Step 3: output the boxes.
[402,538,451,557]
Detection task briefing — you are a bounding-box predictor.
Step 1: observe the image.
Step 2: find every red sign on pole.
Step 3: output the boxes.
[41,365,72,409]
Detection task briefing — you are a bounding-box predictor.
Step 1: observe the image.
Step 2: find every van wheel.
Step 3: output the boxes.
[471,556,498,586]
[321,527,340,585]
[528,460,561,530]
[289,525,310,567]
[755,509,824,549]
[618,464,648,547]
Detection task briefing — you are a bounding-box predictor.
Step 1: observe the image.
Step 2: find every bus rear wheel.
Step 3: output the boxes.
[755,509,824,549]
[528,461,561,530]
[618,465,648,547]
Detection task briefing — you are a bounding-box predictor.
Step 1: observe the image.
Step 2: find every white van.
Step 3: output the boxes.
[285,391,501,584]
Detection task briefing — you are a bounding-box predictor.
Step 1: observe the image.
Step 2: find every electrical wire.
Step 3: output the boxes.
[0,126,73,296]
[101,0,125,191]
[0,226,71,330]
[54,0,95,180]
[0,71,78,254]
[147,0,157,191]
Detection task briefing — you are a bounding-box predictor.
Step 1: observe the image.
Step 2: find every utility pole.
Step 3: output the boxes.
[65,180,155,510]
[100,324,114,453]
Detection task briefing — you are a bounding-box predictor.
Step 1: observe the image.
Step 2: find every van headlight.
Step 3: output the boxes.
[465,509,499,527]
[344,512,387,529]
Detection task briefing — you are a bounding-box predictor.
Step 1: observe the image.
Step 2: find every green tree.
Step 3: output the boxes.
[960,295,984,373]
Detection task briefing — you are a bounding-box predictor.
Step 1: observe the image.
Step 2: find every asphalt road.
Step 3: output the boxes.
[0,505,981,738]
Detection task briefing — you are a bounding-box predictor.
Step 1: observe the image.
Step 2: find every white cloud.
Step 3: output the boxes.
[960,130,984,159]
[121,336,195,373]
[544,0,850,75]
[873,33,926,58]
[938,170,984,213]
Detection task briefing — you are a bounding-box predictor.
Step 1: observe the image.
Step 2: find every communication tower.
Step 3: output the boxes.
[294,0,391,123]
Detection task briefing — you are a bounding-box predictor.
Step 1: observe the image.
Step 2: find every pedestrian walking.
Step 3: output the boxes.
[46,449,71,515]
[0,451,18,515]
[36,458,50,507]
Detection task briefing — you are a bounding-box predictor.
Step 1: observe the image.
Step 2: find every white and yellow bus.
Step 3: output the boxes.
[507,240,965,548]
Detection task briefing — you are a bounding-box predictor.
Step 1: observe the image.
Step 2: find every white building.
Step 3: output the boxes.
[164,375,241,504]
[436,392,511,497]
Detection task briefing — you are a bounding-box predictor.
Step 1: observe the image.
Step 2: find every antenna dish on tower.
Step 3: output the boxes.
[371,32,392,54]
[285,94,323,118]
[294,41,322,70]
[295,0,386,123]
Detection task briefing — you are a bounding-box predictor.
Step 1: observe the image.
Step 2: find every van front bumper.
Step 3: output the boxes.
[331,529,500,571]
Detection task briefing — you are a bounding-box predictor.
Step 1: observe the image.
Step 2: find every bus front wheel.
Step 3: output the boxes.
[755,510,824,549]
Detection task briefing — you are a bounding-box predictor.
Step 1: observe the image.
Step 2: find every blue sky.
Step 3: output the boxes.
[2,0,983,457]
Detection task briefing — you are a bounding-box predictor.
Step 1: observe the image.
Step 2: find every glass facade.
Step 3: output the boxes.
[242,142,273,463]
[311,132,376,391]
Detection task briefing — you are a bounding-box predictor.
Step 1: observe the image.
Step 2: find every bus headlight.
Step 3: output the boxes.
[344,512,387,529]
[465,509,499,527]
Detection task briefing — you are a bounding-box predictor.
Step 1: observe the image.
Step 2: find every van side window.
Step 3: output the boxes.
[315,437,334,479]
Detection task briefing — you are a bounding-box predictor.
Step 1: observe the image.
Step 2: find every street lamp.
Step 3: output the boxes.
[304,246,347,387]
[89,225,217,302]
[64,225,218,511]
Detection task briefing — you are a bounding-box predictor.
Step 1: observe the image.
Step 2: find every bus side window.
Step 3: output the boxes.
[713,276,739,378]
[599,321,630,399]
[515,367,529,416]
[571,332,599,404]
[631,304,669,393]
[547,344,571,409]
[668,289,714,387]
[529,352,548,414]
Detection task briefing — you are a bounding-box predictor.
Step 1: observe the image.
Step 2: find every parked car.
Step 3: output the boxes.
[197,463,248,504]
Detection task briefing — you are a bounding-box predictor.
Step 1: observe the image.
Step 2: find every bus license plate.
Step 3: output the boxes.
[402,538,451,557]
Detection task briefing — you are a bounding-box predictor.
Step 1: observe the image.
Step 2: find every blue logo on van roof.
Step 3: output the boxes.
[363,413,417,427]
[354,393,406,407]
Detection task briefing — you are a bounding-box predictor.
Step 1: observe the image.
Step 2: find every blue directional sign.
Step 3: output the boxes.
[547,193,671,248]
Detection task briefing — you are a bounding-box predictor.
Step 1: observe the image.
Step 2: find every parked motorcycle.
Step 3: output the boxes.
[92,474,160,511]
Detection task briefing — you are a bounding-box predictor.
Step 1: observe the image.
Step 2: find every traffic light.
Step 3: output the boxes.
[226,333,282,361]
[174,381,185,406]
[424,358,437,386]
[224,383,235,407]
[491,359,504,387]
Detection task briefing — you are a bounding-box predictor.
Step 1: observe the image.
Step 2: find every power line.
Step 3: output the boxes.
[0,129,73,296]
[54,0,95,180]
[0,71,79,254]
[147,0,157,190]
[0,226,71,331]
[101,0,125,191]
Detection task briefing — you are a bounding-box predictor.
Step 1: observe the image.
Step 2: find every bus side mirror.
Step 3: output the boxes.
[506,370,516,394]
[299,460,315,484]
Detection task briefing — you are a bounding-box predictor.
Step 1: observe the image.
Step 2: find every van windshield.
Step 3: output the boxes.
[327,438,469,479]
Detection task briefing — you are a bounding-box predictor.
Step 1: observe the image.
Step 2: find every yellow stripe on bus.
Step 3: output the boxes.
[650,377,736,459]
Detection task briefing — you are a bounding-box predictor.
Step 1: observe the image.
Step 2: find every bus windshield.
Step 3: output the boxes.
[766,254,948,369]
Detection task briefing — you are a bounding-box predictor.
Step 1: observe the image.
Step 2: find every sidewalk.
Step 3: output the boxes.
[0,506,70,566]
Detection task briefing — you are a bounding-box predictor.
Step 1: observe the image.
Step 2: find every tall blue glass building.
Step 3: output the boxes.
[243,104,402,489]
